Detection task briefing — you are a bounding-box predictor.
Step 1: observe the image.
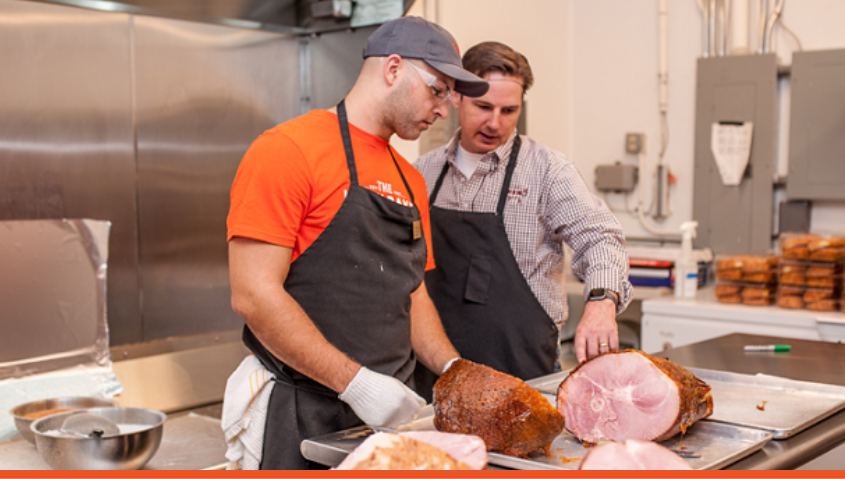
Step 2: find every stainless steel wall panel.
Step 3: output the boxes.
[133,16,299,339]
[0,0,142,344]
[307,26,376,109]
[1,0,375,348]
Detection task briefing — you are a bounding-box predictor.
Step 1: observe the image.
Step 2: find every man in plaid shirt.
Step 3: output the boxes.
[413,41,633,399]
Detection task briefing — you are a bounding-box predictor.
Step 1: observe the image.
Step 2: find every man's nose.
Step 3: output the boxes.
[434,101,449,119]
[486,110,501,129]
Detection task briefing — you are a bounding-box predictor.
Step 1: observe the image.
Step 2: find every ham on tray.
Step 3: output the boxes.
[580,439,693,470]
[432,359,565,458]
[334,431,487,470]
[557,349,713,444]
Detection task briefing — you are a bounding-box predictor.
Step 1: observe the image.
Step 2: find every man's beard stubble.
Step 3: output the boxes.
[382,78,425,141]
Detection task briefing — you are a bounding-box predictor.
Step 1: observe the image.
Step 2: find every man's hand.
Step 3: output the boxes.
[574,298,619,363]
[339,366,425,428]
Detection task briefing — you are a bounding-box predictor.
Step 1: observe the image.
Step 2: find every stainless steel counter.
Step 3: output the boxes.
[0,412,227,470]
[302,332,845,470]
[656,332,845,470]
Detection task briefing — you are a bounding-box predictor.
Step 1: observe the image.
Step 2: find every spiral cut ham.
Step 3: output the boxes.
[432,359,565,458]
[557,350,713,444]
[579,439,692,470]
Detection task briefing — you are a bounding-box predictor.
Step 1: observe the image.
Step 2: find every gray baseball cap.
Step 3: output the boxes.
[363,16,489,98]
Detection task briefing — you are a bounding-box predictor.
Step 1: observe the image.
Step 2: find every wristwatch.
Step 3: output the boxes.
[588,288,619,307]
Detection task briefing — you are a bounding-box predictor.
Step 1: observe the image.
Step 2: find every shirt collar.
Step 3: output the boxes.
[445,129,520,172]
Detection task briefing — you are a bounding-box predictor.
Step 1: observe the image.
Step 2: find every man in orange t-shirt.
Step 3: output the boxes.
[228,110,435,267]
[224,17,489,469]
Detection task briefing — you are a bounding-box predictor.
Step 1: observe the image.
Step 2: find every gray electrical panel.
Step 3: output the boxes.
[595,164,638,192]
[786,48,845,201]
[692,54,778,255]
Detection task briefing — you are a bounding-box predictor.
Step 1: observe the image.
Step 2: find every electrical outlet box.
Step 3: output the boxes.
[625,133,646,155]
[596,164,638,192]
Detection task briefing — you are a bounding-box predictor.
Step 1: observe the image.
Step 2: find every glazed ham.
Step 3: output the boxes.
[580,439,692,470]
[433,359,565,458]
[557,350,712,444]
[335,432,478,470]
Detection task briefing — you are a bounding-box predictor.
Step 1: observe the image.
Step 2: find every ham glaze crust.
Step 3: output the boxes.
[557,350,713,444]
[433,359,565,458]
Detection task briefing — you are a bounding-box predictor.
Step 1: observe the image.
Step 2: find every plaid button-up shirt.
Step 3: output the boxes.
[415,130,633,328]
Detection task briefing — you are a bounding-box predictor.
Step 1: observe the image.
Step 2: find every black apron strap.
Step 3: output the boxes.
[387,145,415,205]
[339,100,416,209]
[429,136,522,211]
[429,160,450,204]
[337,100,358,187]
[497,136,521,216]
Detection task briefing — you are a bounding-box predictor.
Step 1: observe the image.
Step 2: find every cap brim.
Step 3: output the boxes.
[425,60,489,97]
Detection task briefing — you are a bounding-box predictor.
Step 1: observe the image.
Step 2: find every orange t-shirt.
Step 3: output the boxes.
[227,109,435,270]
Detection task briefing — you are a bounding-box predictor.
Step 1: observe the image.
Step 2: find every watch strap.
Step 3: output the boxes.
[589,288,619,307]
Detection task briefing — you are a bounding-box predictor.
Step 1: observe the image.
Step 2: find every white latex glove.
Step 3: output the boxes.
[339,366,425,428]
[441,357,460,374]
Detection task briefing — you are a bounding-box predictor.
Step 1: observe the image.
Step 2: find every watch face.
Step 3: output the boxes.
[589,288,606,300]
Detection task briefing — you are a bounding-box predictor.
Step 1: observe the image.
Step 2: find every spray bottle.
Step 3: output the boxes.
[674,221,699,299]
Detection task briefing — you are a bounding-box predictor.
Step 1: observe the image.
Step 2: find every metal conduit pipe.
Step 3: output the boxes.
[699,0,710,58]
[636,0,679,237]
[757,0,768,54]
[637,153,680,237]
[659,0,668,115]
[720,0,730,56]
[709,0,717,57]
[763,0,784,53]
[731,0,750,55]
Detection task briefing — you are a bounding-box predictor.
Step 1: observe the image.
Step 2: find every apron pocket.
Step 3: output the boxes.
[465,254,492,304]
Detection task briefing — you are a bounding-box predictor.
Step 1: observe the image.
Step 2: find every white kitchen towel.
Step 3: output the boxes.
[221,354,274,470]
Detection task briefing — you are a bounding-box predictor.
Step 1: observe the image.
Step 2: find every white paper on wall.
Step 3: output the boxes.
[711,122,754,186]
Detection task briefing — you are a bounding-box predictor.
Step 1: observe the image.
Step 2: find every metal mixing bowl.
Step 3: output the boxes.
[10,397,117,444]
[31,407,166,470]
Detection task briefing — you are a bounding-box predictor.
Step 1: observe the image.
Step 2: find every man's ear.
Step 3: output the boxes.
[383,54,402,87]
[450,93,462,110]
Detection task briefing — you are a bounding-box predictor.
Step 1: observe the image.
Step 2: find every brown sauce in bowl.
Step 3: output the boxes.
[22,407,76,420]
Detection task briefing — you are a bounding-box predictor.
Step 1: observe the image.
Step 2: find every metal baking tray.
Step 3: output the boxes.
[686,368,845,439]
[490,415,771,470]
[301,425,376,469]
[300,395,772,470]
[525,371,568,395]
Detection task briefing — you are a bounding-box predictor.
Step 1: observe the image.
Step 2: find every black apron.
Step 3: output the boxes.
[413,136,558,401]
[243,100,427,469]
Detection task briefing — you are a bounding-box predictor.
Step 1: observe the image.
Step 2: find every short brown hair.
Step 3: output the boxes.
[461,41,534,93]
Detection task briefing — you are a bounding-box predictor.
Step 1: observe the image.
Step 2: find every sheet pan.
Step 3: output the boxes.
[687,368,845,439]
[301,395,772,470]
